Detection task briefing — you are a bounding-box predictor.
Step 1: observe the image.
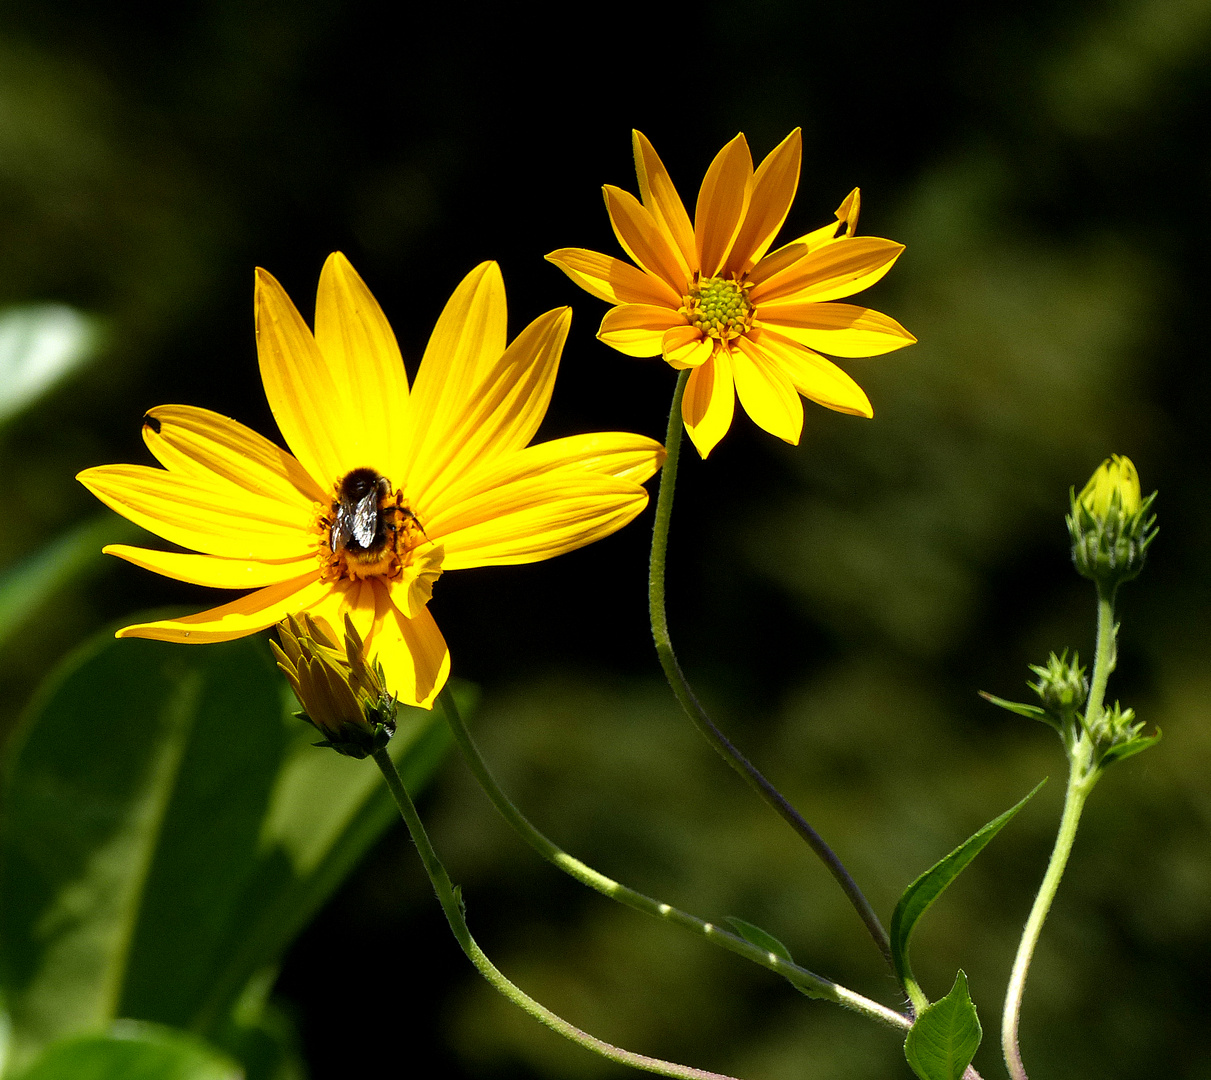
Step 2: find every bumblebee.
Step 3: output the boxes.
[326,467,422,579]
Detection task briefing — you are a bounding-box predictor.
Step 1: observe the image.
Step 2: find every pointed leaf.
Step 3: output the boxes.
[0,625,454,1072]
[978,691,1057,730]
[1101,728,1162,766]
[891,781,1045,990]
[904,971,982,1080]
[723,917,794,963]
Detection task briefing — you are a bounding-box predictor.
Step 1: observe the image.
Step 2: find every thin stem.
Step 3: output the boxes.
[1000,589,1113,1080]
[438,687,909,1032]
[649,371,893,972]
[371,747,747,1080]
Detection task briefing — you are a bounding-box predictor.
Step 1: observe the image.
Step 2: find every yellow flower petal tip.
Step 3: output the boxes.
[82,257,664,707]
[557,131,914,455]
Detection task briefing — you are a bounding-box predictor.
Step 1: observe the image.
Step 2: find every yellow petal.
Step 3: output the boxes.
[748,237,906,305]
[402,261,508,482]
[757,301,916,357]
[754,328,873,416]
[409,307,569,510]
[731,337,804,445]
[598,304,686,357]
[314,252,411,479]
[78,464,318,560]
[372,598,450,710]
[116,573,329,643]
[632,130,696,274]
[783,187,862,250]
[142,404,326,507]
[662,325,713,369]
[695,134,754,278]
[545,248,682,308]
[105,544,317,588]
[428,431,664,535]
[603,185,691,296]
[744,241,810,289]
[255,268,348,489]
[430,465,652,571]
[682,349,735,458]
[728,129,802,274]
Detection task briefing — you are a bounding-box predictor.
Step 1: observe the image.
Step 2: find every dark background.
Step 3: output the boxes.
[2,2,1210,1077]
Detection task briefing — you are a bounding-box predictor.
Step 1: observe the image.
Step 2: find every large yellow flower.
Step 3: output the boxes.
[547,130,916,458]
[78,255,665,708]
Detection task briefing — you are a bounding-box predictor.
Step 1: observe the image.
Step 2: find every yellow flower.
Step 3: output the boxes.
[547,130,916,457]
[78,255,665,708]
[1078,455,1142,518]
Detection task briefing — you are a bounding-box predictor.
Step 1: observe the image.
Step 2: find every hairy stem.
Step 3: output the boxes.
[649,370,893,972]
[438,687,909,1031]
[1000,589,1112,1080]
[372,746,749,1080]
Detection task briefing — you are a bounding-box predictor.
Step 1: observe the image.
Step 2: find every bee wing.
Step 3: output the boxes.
[352,490,379,549]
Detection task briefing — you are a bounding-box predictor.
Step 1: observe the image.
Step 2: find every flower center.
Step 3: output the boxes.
[680,276,753,340]
[316,467,427,582]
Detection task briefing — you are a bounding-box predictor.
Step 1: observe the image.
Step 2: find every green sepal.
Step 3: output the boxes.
[723,918,794,963]
[891,780,1045,995]
[904,971,982,1080]
[978,691,1057,731]
[1100,726,1162,766]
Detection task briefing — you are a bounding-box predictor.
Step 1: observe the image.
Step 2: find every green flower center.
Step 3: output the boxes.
[680,276,753,340]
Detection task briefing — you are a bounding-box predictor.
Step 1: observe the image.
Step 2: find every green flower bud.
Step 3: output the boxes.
[273,613,397,758]
[1028,651,1088,720]
[1067,455,1157,590]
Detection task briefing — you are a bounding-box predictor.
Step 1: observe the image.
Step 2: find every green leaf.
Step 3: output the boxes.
[890,780,1044,993]
[978,691,1057,730]
[0,305,103,427]
[904,971,982,1080]
[723,918,794,963]
[9,1021,240,1080]
[0,628,453,1073]
[0,516,140,650]
[1101,727,1162,766]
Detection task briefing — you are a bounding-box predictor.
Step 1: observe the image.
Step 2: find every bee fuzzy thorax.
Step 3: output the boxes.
[317,467,426,582]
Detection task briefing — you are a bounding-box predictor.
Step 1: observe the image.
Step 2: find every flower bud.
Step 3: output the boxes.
[1028,651,1088,720]
[273,613,396,758]
[1067,455,1157,590]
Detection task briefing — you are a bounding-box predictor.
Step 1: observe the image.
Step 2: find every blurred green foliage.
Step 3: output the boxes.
[1,0,1209,1078]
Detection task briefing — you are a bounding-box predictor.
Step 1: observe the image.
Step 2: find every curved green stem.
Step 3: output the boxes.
[437,687,909,1032]
[649,371,893,972]
[372,746,748,1080]
[1000,588,1113,1080]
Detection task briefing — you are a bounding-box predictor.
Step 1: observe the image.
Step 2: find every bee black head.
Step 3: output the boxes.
[338,467,387,501]
[142,413,162,435]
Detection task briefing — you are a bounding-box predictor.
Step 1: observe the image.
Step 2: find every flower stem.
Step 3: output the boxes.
[437,687,909,1032]
[1000,589,1113,1080]
[649,371,894,972]
[371,746,748,1080]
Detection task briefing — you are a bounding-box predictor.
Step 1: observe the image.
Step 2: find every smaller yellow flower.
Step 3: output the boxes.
[1078,455,1141,518]
[547,130,916,457]
[274,613,396,758]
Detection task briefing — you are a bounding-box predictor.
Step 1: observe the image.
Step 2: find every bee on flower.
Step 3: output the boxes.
[548,130,916,457]
[79,256,665,708]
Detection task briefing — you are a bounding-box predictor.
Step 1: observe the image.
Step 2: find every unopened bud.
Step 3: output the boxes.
[1028,651,1088,720]
[273,613,396,758]
[1067,455,1157,590]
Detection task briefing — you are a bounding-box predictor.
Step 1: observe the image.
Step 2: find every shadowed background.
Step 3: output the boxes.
[1,1,1209,1077]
